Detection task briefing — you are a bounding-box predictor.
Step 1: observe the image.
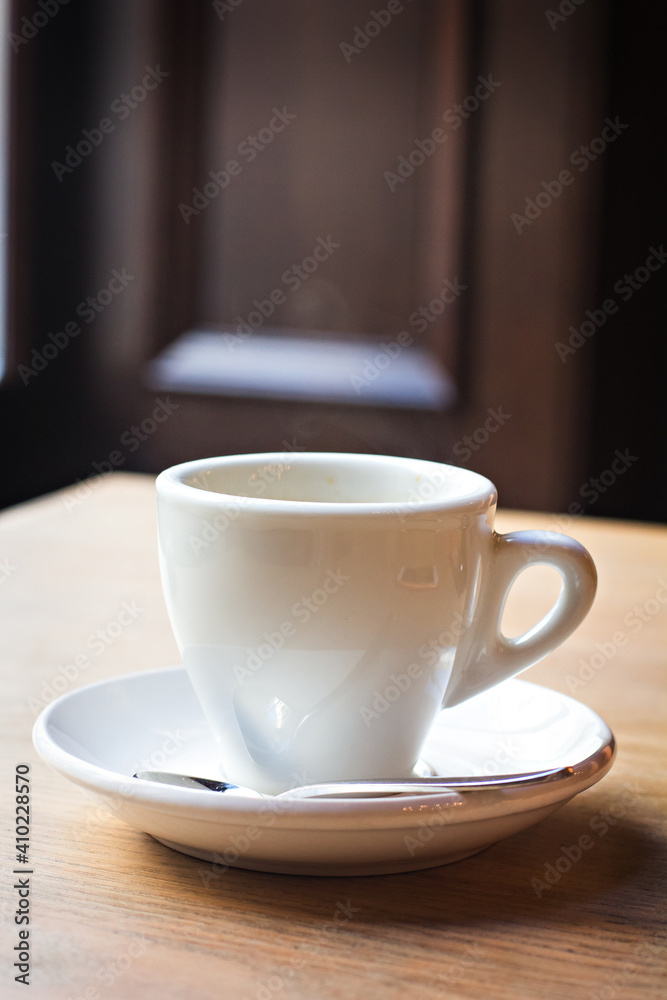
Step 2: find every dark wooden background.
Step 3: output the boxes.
[1,0,664,521]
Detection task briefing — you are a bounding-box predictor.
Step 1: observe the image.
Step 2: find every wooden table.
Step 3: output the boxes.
[1,474,665,999]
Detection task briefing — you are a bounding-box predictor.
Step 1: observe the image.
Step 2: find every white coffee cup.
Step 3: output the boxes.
[156,452,597,794]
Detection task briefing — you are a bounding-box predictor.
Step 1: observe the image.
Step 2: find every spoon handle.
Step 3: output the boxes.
[278,766,571,799]
[133,771,264,796]
[133,765,572,799]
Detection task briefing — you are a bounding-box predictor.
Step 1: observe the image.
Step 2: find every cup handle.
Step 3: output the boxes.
[441,530,597,709]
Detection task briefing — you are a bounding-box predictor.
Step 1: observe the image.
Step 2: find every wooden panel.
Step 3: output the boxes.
[199,0,426,335]
[452,0,608,509]
[83,0,608,515]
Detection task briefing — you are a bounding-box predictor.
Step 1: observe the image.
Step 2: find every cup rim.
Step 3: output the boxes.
[155,452,497,517]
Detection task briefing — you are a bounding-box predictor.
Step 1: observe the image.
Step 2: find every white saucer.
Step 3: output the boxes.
[33,666,615,876]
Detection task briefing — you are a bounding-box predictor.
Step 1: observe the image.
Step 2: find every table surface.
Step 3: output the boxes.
[0,473,665,1000]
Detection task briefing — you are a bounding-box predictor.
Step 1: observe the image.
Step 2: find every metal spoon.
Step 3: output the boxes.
[133,765,572,799]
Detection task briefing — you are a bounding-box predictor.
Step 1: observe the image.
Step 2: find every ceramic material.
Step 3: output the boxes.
[32,667,615,877]
[156,453,597,794]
